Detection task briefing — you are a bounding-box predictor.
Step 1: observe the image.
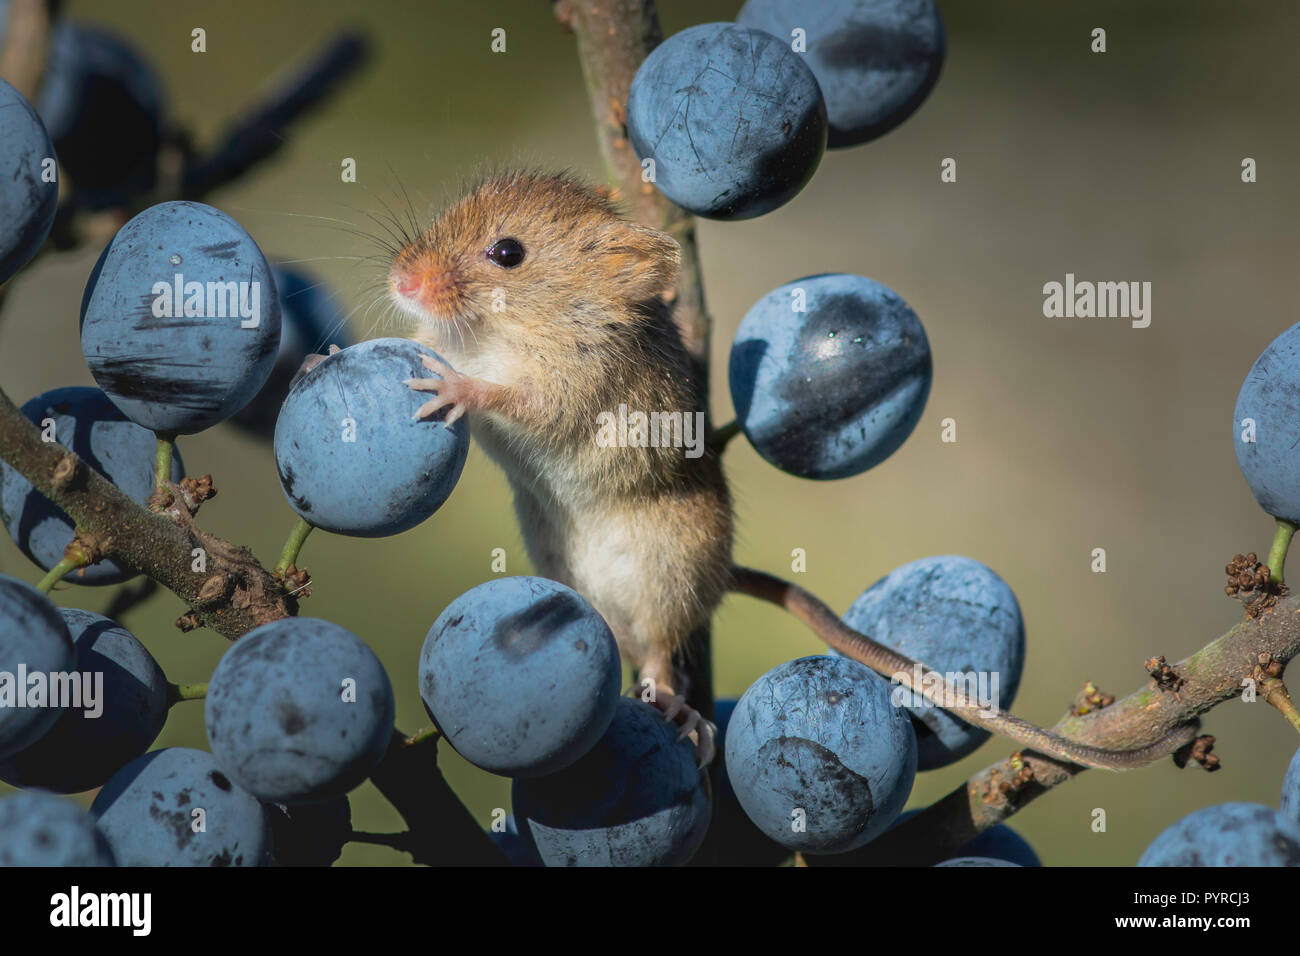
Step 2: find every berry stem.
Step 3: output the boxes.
[1268,518,1297,588]
[709,418,741,454]
[274,516,315,577]
[154,433,176,490]
[35,553,87,593]
[167,681,208,705]
[403,725,441,746]
[1261,677,1300,736]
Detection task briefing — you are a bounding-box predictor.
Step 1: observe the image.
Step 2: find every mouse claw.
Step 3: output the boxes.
[419,353,454,377]
[642,689,718,769]
[404,362,477,426]
[290,352,331,389]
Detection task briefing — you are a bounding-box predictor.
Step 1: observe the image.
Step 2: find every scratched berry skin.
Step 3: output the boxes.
[0,78,58,285]
[273,337,469,537]
[1233,322,1300,522]
[205,618,395,804]
[0,791,116,866]
[511,697,711,866]
[724,655,917,854]
[0,609,168,793]
[80,200,282,435]
[0,387,184,585]
[840,555,1026,770]
[728,274,931,480]
[91,747,273,866]
[1137,803,1300,867]
[1283,746,1300,824]
[626,23,827,220]
[0,575,75,760]
[420,576,622,778]
[738,0,945,147]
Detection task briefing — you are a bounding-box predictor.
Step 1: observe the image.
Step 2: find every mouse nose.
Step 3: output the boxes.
[394,272,423,299]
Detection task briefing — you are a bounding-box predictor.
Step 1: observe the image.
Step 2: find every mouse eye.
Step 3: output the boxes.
[487,238,525,268]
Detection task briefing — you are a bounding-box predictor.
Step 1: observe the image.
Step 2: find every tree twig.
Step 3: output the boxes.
[555,0,717,723]
[811,597,1300,865]
[0,386,298,638]
[0,0,53,104]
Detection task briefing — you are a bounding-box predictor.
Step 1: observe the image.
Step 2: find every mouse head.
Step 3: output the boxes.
[390,171,680,344]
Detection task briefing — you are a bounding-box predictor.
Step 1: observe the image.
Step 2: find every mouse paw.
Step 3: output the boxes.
[635,681,717,769]
[404,355,479,426]
[289,344,343,389]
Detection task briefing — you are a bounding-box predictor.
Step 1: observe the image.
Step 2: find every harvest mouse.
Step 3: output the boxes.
[386,171,1198,774]
[389,170,732,765]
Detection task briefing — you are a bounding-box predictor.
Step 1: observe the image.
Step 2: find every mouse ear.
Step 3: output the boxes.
[604,222,681,302]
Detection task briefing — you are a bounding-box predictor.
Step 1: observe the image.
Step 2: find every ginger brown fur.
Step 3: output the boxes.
[391,171,733,688]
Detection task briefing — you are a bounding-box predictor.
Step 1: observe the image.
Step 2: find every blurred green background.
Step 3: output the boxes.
[2,0,1298,866]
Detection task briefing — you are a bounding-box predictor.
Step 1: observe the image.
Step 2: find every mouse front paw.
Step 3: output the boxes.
[404,354,480,426]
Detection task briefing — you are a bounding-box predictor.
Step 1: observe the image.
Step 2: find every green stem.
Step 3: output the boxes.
[35,553,87,593]
[404,725,441,746]
[709,418,741,455]
[154,433,176,489]
[1268,518,1297,588]
[1262,679,1300,736]
[167,681,208,705]
[274,516,315,576]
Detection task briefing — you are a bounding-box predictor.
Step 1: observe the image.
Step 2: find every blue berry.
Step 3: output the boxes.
[627,23,826,219]
[1138,803,1300,866]
[512,698,710,866]
[1234,323,1300,522]
[420,577,622,777]
[92,747,273,866]
[0,575,75,760]
[0,387,184,585]
[0,791,115,866]
[0,609,168,793]
[729,274,931,479]
[37,21,165,208]
[0,78,58,284]
[738,0,945,147]
[724,655,917,854]
[273,338,469,536]
[202,616,392,806]
[841,555,1025,770]
[1283,746,1300,824]
[205,617,394,804]
[80,201,282,435]
[953,822,1040,867]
